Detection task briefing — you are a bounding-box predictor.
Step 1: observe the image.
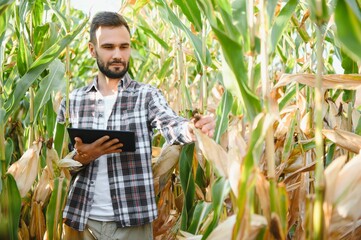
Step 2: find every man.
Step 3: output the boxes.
[58,11,215,240]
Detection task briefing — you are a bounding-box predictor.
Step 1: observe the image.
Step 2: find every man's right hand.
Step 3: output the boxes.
[73,136,123,165]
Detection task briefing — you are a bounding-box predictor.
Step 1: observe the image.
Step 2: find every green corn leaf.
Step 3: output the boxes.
[0,2,12,44]
[188,201,212,234]
[31,0,44,28]
[33,59,65,120]
[139,26,170,51]
[231,0,248,48]
[214,27,261,120]
[202,177,230,239]
[157,57,173,80]
[233,113,268,237]
[17,32,33,77]
[0,108,5,128]
[214,90,233,144]
[34,23,60,56]
[0,0,14,15]
[5,138,14,169]
[45,98,57,138]
[156,0,211,66]
[4,18,88,120]
[325,143,336,167]
[173,0,202,32]
[335,0,361,62]
[179,143,196,230]
[54,122,65,157]
[270,0,299,54]
[0,174,21,240]
[196,0,261,121]
[267,0,279,25]
[46,177,69,240]
[132,0,150,13]
[45,0,69,31]
[282,113,297,162]
[217,0,232,15]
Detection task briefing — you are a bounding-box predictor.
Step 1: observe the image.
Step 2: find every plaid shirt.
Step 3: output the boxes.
[57,74,191,231]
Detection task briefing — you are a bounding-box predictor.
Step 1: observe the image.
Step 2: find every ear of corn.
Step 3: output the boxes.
[7,141,42,198]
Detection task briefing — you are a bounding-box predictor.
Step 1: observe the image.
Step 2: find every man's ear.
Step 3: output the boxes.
[88,42,96,58]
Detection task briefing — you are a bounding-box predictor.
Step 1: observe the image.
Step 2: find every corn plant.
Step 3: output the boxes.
[0,0,87,239]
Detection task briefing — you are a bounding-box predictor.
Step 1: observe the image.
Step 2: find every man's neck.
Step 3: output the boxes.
[97,74,120,96]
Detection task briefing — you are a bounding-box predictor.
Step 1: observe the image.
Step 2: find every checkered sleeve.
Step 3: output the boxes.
[57,98,66,123]
[147,87,192,144]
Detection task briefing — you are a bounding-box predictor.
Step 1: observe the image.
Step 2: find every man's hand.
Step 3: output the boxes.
[189,113,216,140]
[73,136,123,165]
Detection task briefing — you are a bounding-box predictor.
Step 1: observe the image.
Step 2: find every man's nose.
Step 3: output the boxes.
[113,48,123,59]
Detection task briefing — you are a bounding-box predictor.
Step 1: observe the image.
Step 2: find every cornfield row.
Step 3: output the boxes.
[1,0,361,239]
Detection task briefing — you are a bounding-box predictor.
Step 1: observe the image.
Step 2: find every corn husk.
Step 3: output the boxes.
[29,201,46,239]
[152,145,181,178]
[7,141,42,197]
[18,219,30,240]
[333,153,361,220]
[33,166,53,206]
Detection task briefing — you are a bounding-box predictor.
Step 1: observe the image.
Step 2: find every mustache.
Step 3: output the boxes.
[109,60,127,65]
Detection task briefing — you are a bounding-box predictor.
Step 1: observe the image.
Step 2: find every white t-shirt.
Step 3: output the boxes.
[89,92,117,221]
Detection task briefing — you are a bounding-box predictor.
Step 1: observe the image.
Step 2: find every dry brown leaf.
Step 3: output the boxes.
[227,117,247,157]
[284,161,316,184]
[324,155,347,230]
[275,74,361,90]
[152,145,181,178]
[177,230,202,240]
[207,215,236,240]
[325,100,342,129]
[352,109,361,129]
[152,146,162,158]
[270,213,284,240]
[328,212,361,239]
[300,111,312,136]
[324,155,347,204]
[255,172,270,220]
[228,148,241,197]
[334,152,361,220]
[7,141,42,197]
[275,111,295,139]
[322,129,361,153]
[192,126,228,177]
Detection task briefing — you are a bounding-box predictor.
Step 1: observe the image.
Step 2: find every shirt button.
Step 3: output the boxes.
[98,113,103,118]
[98,99,103,104]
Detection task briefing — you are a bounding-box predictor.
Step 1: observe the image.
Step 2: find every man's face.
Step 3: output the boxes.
[89,25,131,79]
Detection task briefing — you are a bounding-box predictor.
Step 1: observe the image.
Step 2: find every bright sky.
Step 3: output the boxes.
[71,0,122,16]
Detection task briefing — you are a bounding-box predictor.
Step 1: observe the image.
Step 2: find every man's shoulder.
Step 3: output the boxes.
[68,84,93,99]
[128,79,159,93]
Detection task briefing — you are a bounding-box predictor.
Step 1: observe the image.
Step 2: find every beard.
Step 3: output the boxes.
[96,56,129,79]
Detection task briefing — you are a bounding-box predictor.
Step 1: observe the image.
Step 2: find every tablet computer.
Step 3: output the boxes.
[67,128,136,152]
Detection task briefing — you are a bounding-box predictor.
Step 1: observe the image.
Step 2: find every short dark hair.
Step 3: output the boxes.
[89,11,130,44]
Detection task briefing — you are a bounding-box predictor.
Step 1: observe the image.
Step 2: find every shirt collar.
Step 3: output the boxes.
[84,73,132,93]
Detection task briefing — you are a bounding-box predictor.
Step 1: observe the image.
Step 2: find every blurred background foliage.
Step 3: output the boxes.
[1,0,361,239]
